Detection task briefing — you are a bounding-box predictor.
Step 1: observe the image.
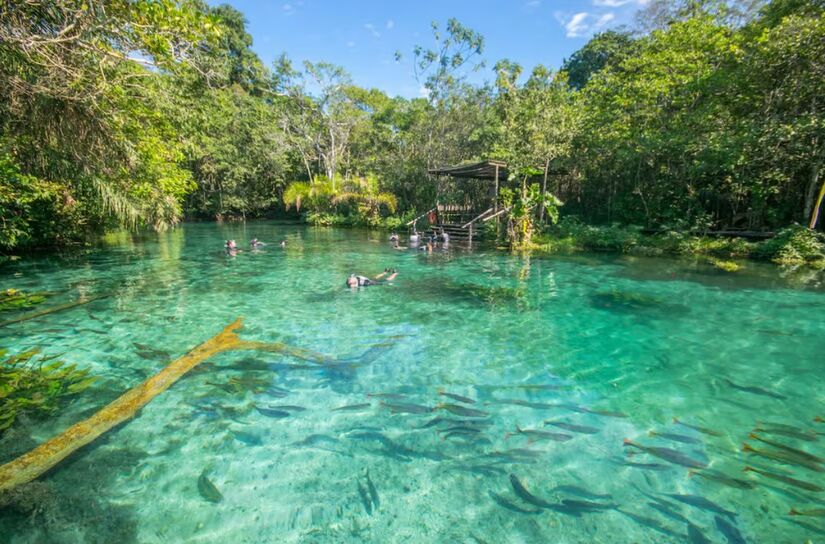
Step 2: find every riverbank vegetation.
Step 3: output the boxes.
[1,0,823,263]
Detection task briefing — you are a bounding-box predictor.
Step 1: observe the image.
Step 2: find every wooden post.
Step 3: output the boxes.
[494,164,500,212]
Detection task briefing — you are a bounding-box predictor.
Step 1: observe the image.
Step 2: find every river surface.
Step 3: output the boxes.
[0,222,823,543]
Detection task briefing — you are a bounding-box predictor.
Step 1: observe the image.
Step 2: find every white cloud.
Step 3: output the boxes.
[386,19,395,30]
[418,86,430,98]
[525,0,541,8]
[565,12,590,37]
[364,23,381,38]
[559,10,616,37]
[595,12,615,26]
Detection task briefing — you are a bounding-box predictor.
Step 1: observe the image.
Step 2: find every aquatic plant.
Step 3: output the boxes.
[0,289,47,312]
[0,349,96,432]
[708,258,741,272]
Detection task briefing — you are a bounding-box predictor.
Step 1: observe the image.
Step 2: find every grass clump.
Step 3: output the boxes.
[0,349,96,432]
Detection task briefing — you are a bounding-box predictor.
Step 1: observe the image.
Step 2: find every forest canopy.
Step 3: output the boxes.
[1,0,823,251]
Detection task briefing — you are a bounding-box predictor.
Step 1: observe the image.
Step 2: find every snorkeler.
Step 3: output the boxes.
[346,269,398,288]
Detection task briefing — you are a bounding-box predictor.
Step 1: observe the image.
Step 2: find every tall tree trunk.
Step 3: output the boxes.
[540,158,549,223]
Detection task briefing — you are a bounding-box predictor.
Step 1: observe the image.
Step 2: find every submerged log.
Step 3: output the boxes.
[0,318,340,493]
[0,293,111,327]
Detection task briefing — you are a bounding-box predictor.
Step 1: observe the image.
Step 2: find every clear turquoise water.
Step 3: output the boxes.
[1,222,823,543]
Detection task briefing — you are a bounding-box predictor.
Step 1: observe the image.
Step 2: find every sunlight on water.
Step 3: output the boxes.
[1,223,823,543]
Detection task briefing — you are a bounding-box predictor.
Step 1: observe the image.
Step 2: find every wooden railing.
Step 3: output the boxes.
[461,207,495,229]
[405,207,437,227]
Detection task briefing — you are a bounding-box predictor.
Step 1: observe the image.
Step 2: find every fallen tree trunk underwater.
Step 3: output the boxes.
[0,293,112,328]
[0,318,339,493]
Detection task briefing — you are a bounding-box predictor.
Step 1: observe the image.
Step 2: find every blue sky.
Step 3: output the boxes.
[209,0,648,97]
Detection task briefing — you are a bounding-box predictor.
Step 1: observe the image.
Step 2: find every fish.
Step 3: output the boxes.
[265,405,306,412]
[545,421,599,435]
[231,430,262,446]
[262,386,289,398]
[815,416,824,424]
[552,485,611,500]
[292,434,340,447]
[741,443,824,472]
[453,464,507,477]
[507,425,572,442]
[748,433,824,464]
[488,491,541,514]
[517,383,566,390]
[583,408,628,418]
[789,508,825,517]
[649,430,702,445]
[197,470,223,503]
[673,417,722,437]
[687,522,712,544]
[365,470,380,509]
[509,474,555,509]
[332,403,371,412]
[255,406,291,418]
[436,403,489,418]
[618,510,683,539]
[438,391,476,404]
[663,494,737,519]
[743,466,824,492]
[442,431,479,441]
[623,439,708,469]
[722,378,786,400]
[714,515,747,544]
[439,425,482,435]
[496,448,545,459]
[753,424,818,442]
[382,401,433,414]
[485,399,559,409]
[419,417,448,428]
[620,460,672,471]
[688,469,756,490]
[647,501,690,524]
[557,403,627,418]
[561,499,615,511]
[357,480,372,515]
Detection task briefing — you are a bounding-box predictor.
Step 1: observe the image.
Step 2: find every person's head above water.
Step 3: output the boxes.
[346,273,358,288]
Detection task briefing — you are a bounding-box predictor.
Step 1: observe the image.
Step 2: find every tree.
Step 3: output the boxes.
[562,30,637,90]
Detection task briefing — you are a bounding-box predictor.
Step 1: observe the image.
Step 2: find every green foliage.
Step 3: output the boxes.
[284,174,400,227]
[1,2,824,268]
[754,225,825,264]
[0,289,47,312]
[0,349,96,432]
[561,30,638,89]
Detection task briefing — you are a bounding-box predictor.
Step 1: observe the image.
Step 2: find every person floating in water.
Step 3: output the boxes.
[280,239,287,248]
[346,268,398,288]
[389,232,399,243]
[225,240,237,250]
[250,238,265,248]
